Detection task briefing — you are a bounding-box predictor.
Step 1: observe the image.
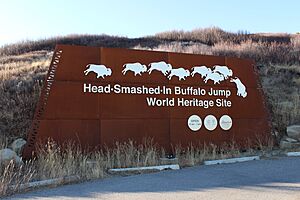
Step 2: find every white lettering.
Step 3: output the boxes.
[177,98,214,109]
[215,99,232,107]
[83,83,111,94]
[83,83,235,108]
[83,83,91,93]
[162,86,172,95]
[114,84,121,93]
[208,88,231,98]
[174,86,206,96]
[113,84,161,94]
[146,97,175,107]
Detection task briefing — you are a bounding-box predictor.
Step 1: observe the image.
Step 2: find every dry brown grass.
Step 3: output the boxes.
[0,137,270,197]
[105,139,161,169]
[0,161,35,196]
[136,39,300,65]
[134,42,213,55]
[213,40,297,65]
[291,35,300,50]
[258,64,300,131]
[0,35,162,56]
[154,27,291,45]
[0,52,50,142]
[0,138,163,196]
[173,137,271,167]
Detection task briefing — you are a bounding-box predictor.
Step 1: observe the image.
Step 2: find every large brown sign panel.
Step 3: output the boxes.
[23,45,271,157]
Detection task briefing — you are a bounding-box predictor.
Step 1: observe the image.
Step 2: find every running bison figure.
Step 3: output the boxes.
[148,61,172,76]
[213,65,233,80]
[191,66,212,78]
[122,63,147,76]
[168,68,190,80]
[203,71,225,84]
[84,64,112,79]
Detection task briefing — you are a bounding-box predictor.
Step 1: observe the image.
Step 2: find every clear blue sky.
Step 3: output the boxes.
[0,0,299,46]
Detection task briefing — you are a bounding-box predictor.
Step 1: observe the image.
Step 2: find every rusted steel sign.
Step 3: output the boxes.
[23,45,271,157]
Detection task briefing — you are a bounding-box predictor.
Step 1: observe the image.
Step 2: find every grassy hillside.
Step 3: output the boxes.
[0,27,299,144]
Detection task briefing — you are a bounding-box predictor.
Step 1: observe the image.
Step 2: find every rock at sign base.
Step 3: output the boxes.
[282,136,298,143]
[280,140,300,149]
[287,125,300,141]
[11,138,26,156]
[0,148,23,167]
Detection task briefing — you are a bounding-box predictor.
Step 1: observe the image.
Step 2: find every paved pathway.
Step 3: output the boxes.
[7,157,300,200]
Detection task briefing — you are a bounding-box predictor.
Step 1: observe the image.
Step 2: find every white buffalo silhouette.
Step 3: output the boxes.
[191,66,212,78]
[204,71,225,84]
[230,77,247,98]
[213,65,233,79]
[148,61,172,76]
[122,62,147,76]
[168,68,190,80]
[84,64,112,79]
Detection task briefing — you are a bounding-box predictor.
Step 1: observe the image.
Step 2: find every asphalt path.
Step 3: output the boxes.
[6,157,300,200]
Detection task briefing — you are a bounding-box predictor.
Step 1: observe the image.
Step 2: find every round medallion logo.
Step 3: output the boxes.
[219,115,233,130]
[188,115,202,131]
[204,115,218,131]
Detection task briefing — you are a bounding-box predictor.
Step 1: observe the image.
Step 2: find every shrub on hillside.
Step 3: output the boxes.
[154,27,291,45]
[212,40,299,65]
[0,35,162,56]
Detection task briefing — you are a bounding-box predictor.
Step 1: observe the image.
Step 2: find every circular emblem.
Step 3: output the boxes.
[188,115,202,131]
[204,115,218,131]
[219,115,233,131]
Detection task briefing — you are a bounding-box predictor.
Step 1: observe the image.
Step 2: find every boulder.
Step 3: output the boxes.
[0,148,23,167]
[287,125,300,141]
[282,136,298,143]
[10,138,26,155]
[280,140,300,149]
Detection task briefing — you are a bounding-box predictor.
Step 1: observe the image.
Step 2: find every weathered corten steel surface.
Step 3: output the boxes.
[23,44,271,157]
